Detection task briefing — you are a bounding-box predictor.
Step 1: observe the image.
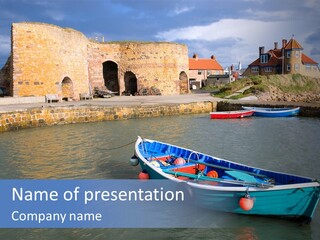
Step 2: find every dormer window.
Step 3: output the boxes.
[260,54,268,63]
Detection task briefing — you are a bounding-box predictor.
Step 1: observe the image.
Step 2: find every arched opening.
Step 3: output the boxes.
[103,61,119,94]
[124,71,137,96]
[61,77,74,101]
[179,71,188,94]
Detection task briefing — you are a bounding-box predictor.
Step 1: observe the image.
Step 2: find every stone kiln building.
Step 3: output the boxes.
[0,22,189,100]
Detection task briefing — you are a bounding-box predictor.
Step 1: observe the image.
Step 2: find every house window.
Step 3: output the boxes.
[260,54,268,63]
[251,66,259,73]
[295,51,300,58]
[264,67,272,72]
[207,70,212,75]
[287,64,291,72]
[198,70,203,75]
[286,51,291,58]
[294,64,299,71]
[306,64,311,71]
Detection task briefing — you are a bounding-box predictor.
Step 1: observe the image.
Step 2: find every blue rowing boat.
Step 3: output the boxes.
[132,137,320,223]
[242,106,300,117]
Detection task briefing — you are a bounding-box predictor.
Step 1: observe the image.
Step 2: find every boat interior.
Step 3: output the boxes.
[139,140,315,186]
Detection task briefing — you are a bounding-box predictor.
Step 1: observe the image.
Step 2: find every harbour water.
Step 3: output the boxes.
[0,114,319,239]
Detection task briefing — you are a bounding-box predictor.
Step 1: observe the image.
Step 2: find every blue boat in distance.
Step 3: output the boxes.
[242,106,300,117]
[133,137,320,223]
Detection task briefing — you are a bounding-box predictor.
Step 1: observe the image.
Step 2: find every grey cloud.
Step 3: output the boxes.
[306,29,320,44]
[310,48,320,55]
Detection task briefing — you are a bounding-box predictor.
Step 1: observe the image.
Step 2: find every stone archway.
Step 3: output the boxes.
[179,71,188,94]
[124,71,137,95]
[61,77,74,100]
[103,61,119,94]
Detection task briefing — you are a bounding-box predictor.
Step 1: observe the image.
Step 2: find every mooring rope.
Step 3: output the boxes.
[96,139,136,151]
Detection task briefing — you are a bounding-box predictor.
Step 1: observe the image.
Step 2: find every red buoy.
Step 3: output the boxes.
[174,157,186,166]
[239,194,254,211]
[138,171,149,180]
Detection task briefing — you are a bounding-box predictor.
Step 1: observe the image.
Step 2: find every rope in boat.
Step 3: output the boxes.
[96,139,136,151]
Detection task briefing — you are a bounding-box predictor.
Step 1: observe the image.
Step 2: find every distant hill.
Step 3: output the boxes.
[211,74,320,103]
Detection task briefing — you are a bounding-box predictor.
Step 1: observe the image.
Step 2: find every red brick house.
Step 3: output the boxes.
[189,54,224,88]
[243,37,320,78]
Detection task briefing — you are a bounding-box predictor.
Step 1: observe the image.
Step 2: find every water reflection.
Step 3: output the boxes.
[8,125,99,178]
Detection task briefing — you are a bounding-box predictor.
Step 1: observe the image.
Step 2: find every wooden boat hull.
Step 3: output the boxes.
[134,137,320,223]
[210,110,254,119]
[242,106,300,117]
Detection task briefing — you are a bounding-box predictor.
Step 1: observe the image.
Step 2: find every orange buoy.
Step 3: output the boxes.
[239,194,254,211]
[207,170,218,178]
[174,157,186,166]
[138,170,149,180]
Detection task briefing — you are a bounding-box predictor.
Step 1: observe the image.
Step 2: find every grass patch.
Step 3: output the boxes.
[210,74,320,99]
[228,93,246,99]
[271,74,319,93]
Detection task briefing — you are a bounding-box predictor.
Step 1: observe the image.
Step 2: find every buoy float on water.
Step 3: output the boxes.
[138,170,150,180]
[174,157,186,166]
[129,155,139,166]
[239,193,254,211]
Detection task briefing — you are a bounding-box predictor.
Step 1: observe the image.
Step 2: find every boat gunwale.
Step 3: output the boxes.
[209,110,255,115]
[242,106,300,114]
[134,137,319,192]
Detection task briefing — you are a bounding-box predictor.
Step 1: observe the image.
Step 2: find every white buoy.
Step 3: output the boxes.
[130,155,139,166]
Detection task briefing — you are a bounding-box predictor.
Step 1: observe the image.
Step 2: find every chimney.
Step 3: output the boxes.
[259,46,265,56]
[282,39,287,48]
[274,42,278,50]
[210,55,216,60]
[193,53,198,59]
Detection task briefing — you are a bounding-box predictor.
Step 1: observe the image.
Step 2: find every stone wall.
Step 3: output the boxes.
[11,23,89,99]
[0,101,214,133]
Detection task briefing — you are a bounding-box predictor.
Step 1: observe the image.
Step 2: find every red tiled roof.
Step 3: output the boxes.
[248,58,260,66]
[270,49,282,58]
[248,53,281,67]
[189,58,223,70]
[302,53,318,65]
[248,52,318,67]
[285,38,303,50]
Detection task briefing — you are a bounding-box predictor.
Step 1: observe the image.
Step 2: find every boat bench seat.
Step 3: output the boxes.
[148,154,171,161]
[225,171,261,183]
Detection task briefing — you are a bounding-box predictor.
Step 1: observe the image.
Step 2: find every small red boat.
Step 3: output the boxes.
[210,110,254,119]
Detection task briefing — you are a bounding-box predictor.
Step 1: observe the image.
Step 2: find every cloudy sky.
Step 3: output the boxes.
[0,0,319,69]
